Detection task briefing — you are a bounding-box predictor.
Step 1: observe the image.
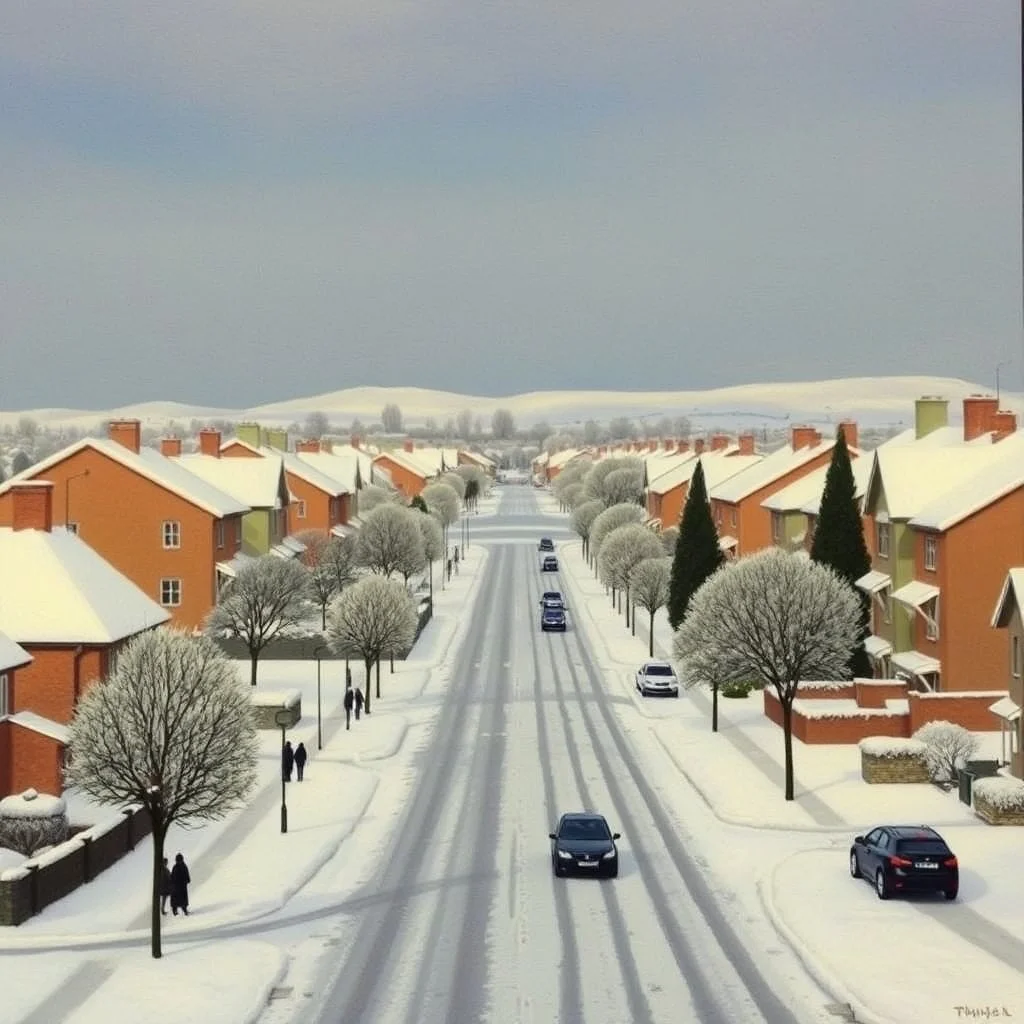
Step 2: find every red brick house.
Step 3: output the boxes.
[373,441,436,498]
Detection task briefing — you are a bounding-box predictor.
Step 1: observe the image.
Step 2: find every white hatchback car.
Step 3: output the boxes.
[635,660,680,697]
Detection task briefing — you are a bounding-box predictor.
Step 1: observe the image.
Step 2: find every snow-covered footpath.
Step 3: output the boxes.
[542,490,1024,1024]
[0,543,490,1024]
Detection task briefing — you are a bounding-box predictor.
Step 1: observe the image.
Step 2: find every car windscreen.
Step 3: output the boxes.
[896,840,949,856]
[645,665,674,676]
[559,819,610,841]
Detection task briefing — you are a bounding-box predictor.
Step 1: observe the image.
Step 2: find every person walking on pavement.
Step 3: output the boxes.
[170,852,191,916]
[282,740,295,782]
[344,686,354,730]
[446,557,452,581]
[354,686,364,720]
[294,742,308,781]
[160,856,172,915]
[453,547,460,574]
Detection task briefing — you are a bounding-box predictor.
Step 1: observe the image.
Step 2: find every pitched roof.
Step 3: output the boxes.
[8,711,70,744]
[0,632,32,673]
[460,449,496,469]
[548,448,590,470]
[648,451,762,497]
[710,439,836,503]
[0,527,170,644]
[0,438,249,518]
[294,450,362,493]
[991,568,1024,628]
[174,452,288,508]
[374,448,431,480]
[760,449,867,514]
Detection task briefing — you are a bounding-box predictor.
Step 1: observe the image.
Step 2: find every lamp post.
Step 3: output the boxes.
[313,644,326,751]
[64,468,90,531]
[274,708,290,833]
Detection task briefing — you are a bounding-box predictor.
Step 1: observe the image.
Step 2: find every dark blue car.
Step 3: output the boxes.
[541,606,567,631]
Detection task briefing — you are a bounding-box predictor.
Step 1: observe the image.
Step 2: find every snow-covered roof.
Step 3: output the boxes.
[0,527,171,644]
[460,449,496,468]
[6,711,70,745]
[863,634,893,658]
[647,454,699,495]
[891,579,939,609]
[0,438,249,518]
[795,452,873,516]
[855,570,891,594]
[174,452,287,508]
[0,632,32,672]
[890,649,941,677]
[710,439,836,504]
[718,535,737,550]
[374,448,432,480]
[548,448,589,470]
[990,568,1024,628]
[223,439,350,497]
[532,451,550,467]
[216,552,255,578]
[295,450,363,492]
[989,696,1022,723]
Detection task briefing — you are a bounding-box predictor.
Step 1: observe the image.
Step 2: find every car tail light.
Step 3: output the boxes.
[943,856,958,869]
[889,855,913,868]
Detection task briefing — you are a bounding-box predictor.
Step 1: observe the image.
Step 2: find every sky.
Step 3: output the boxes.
[1,2,1021,411]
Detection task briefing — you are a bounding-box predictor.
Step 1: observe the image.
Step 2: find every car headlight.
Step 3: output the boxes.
[602,849,616,860]
[557,849,573,859]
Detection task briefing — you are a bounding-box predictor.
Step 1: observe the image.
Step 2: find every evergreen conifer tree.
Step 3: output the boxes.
[809,425,872,677]
[667,460,724,629]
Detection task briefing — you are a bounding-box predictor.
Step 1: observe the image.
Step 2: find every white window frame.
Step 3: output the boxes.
[1012,635,1021,678]
[924,597,939,641]
[160,578,182,607]
[771,512,782,543]
[923,535,937,572]
[0,672,8,717]
[730,507,737,528]
[714,505,721,525]
[876,522,890,559]
[215,521,225,550]
[296,500,307,520]
[162,521,181,550]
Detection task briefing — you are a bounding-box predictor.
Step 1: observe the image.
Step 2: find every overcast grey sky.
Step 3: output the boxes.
[2,2,1020,410]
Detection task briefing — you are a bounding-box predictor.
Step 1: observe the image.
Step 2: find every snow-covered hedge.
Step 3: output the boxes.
[859,737,928,758]
[0,789,70,857]
[0,789,66,819]
[250,689,301,709]
[795,681,852,693]
[972,777,1024,811]
[912,721,980,783]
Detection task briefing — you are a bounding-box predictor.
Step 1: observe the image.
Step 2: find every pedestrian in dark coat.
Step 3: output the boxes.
[160,856,172,915]
[282,740,294,782]
[170,853,190,916]
[354,687,364,720]
[294,742,308,781]
[446,558,452,581]
[453,547,460,574]
[343,687,354,730]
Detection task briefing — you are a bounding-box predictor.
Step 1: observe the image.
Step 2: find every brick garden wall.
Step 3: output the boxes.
[860,752,931,783]
[907,692,1007,732]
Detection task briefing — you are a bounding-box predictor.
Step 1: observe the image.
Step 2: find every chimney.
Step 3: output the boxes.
[320,438,334,453]
[236,423,263,449]
[693,438,705,455]
[737,433,756,456]
[990,410,1017,442]
[963,395,1000,442]
[350,434,362,449]
[914,395,949,439]
[677,440,690,454]
[108,419,141,454]
[11,481,54,532]
[836,420,858,450]
[403,438,414,453]
[198,428,221,458]
[296,439,320,454]
[264,428,288,452]
[648,439,658,452]
[710,433,729,452]
[160,437,182,458]
[790,425,820,450]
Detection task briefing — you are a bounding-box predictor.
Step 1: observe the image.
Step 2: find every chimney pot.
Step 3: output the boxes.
[296,438,321,454]
[693,438,705,455]
[737,433,756,456]
[837,420,858,450]
[403,438,414,453]
[108,420,141,454]
[198,428,222,458]
[11,481,54,532]
[160,437,182,458]
[791,425,820,450]
[710,433,729,452]
[962,395,1000,442]
[350,435,361,449]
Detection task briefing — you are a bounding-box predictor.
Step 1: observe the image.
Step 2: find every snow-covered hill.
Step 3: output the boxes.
[0,376,1007,433]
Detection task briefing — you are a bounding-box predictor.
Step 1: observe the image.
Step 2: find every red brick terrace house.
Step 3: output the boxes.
[990,569,1024,778]
[0,633,37,797]
[0,421,249,629]
[373,441,438,498]
[0,482,170,797]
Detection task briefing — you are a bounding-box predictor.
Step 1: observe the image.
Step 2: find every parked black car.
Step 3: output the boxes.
[538,537,555,551]
[849,825,958,901]
[550,813,620,878]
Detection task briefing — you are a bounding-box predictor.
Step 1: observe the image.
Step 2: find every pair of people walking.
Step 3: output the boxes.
[282,740,308,782]
[160,853,191,916]
[343,685,365,729]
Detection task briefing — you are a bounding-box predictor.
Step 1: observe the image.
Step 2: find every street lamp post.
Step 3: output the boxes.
[64,468,90,531]
[314,644,326,751]
[274,708,290,834]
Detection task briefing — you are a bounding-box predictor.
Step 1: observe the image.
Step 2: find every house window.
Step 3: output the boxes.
[66,522,79,536]
[882,590,892,625]
[162,521,181,549]
[1013,635,1021,678]
[771,512,782,543]
[714,505,722,525]
[0,672,8,717]
[730,507,737,528]
[924,597,939,641]
[876,522,890,559]
[215,521,225,549]
[923,535,937,571]
[160,579,182,607]
[296,500,307,520]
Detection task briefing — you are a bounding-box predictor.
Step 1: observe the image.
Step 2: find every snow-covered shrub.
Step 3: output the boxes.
[972,776,1024,812]
[0,789,70,856]
[858,737,928,759]
[912,721,980,782]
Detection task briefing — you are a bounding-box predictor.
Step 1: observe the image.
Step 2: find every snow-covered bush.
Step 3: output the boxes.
[0,789,70,857]
[912,721,980,782]
[972,776,1024,811]
[858,737,928,759]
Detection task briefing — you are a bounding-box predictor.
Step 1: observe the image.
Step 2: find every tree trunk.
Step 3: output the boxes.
[376,658,382,699]
[781,696,795,800]
[390,654,395,673]
[364,659,373,714]
[151,821,165,959]
[630,600,636,636]
[648,612,655,657]
[429,559,433,601]
[711,682,719,733]
[249,649,259,687]
[625,590,630,628]
[321,604,327,630]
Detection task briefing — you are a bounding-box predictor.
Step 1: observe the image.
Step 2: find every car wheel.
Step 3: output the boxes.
[641,686,648,697]
[673,690,680,699]
[875,869,889,900]
[944,888,958,901]
[849,850,861,879]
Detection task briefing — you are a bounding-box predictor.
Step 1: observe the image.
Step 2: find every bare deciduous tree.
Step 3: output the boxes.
[597,524,664,628]
[415,511,444,598]
[205,557,311,686]
[589,502,645,573]
[326,576,419,713]
[582,456,642,507]
[660,525,679,556]
[66,630,258,958]
[358,483,399,514]
[491,408,516,439]
[421,482,460,565]
[632,556,672,656]
[603,466,645,507]
[304,411,330,439]
[571,498,605,563]
[300,532,358,628]
[356,504,425,578]
[456,409,474,441]
[675,548,861,798]
[440,472,466,500]
[381,403,404,433]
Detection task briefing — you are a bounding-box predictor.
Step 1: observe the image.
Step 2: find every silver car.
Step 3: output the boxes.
[635,660,680,697]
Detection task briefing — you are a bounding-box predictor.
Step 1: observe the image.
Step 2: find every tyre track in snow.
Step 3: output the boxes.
[560,591,797,1024]
[309,546,509,1023]
[530,565,655,1024]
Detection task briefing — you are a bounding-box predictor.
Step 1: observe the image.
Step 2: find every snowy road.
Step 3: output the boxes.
[308,488,796,1024]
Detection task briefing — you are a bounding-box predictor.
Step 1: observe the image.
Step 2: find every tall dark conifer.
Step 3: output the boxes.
[667,460,725,630]
[809,426,872,678]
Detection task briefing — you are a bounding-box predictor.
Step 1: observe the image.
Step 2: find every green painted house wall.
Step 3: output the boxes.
[241,508,273,556]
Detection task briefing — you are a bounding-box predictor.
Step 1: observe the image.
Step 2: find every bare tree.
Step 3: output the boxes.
[421,482,460,565]
[632,556,672,656]
[582,419,603,445]
[457,409,474,441]
[381,403,404,433]
[597,524,664,628]
[589,502,646,575]
[326,576,419,713]
[674,548,861,798]
[440,471,467,500]
[300,532,358,628]
[660,525,679,555]
[571,498,605,563]
[357,504,425,578]
[11,450,31,475]
[603,466,645,507]
[415,511,444,598]
[205,557,311,686]
[358,483,399,514]
[304,411,330,439]
[608,417,635,440]
[491,408,516,439]
[559,482,584,511]
[395,521,427,584]
[912,722,980,783]
[66,629,258,958]
[583,456,643,507]
[672,415,692,438]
